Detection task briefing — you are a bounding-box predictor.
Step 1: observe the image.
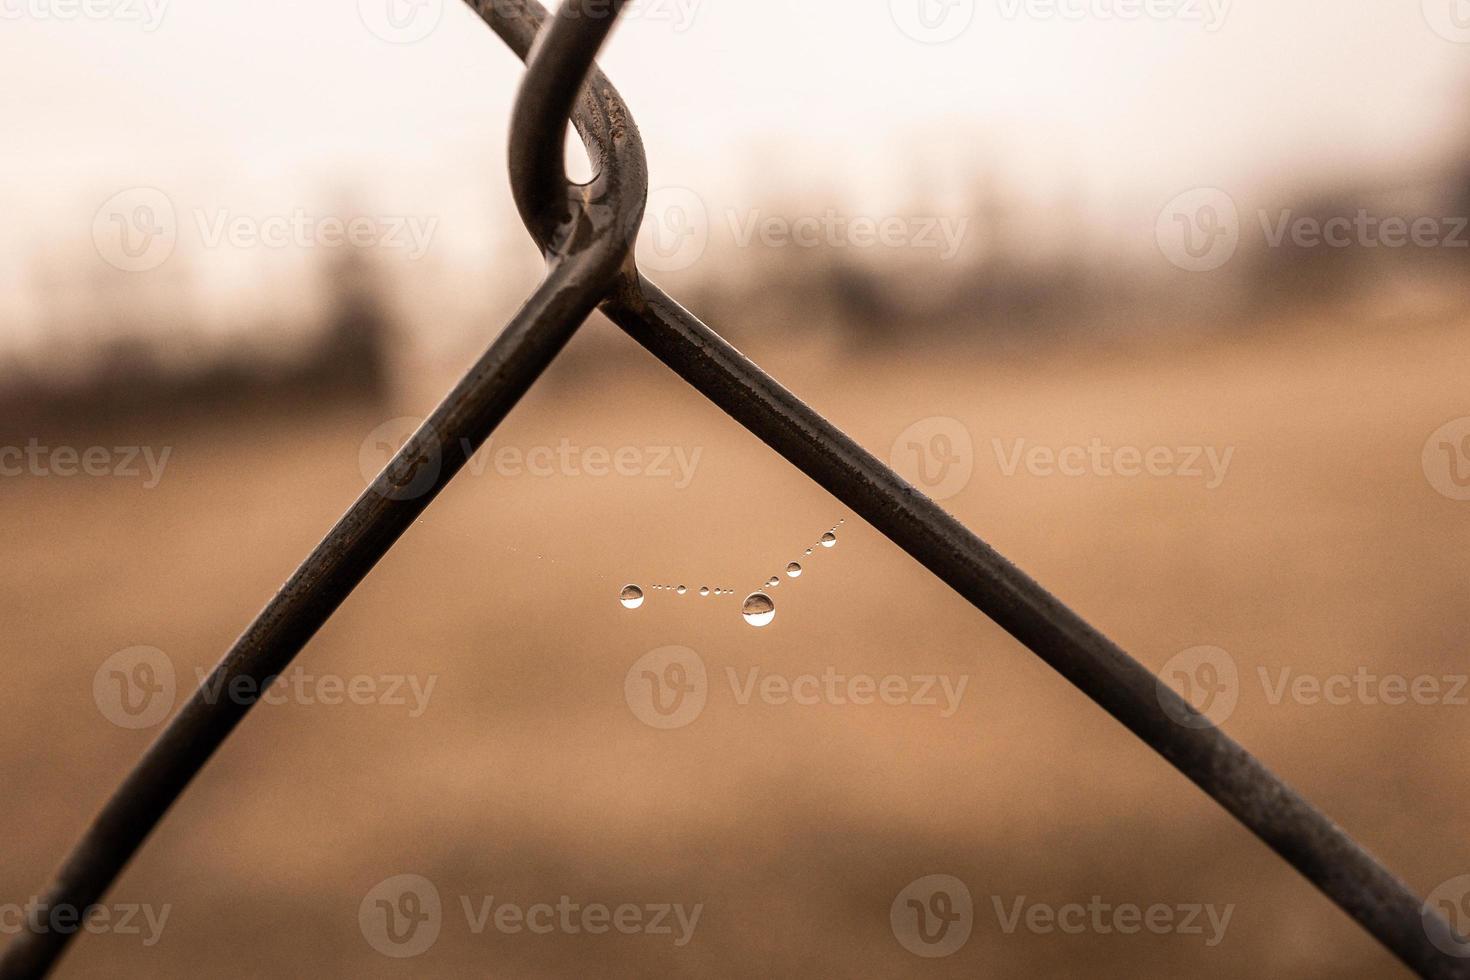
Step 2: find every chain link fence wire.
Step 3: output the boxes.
[1,1,1464,976]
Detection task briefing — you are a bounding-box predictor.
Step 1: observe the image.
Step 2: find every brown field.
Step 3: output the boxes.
[3,312,1469,977]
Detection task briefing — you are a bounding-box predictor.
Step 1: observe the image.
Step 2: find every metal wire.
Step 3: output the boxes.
[2,1,1463,977]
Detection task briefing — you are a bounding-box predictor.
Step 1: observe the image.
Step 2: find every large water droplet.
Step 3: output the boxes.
[786,562,802,578]
[619,585,644,609]
[676,585,688,595]
[820,532,837,548]
[742,592,775,628]
[699,587,710,597]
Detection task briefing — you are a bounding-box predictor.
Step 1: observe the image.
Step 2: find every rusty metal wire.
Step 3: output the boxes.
[2,1,1464,976]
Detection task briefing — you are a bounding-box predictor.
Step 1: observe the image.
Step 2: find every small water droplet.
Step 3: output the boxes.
[742,592,775,628]
[766,576,780,588]
[820,532,837,548]
[699,586,710,597]
[804,548,813,556]
[786,562,802,578]
[676,585,687,595]
[619,585,644,609]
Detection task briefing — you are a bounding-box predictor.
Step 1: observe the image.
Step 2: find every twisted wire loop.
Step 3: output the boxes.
[1,2,1462,978]
[0,3,641,977]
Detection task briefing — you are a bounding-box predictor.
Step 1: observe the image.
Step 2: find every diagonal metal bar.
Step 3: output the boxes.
[0,2,642,976]
[596,276,1467,978]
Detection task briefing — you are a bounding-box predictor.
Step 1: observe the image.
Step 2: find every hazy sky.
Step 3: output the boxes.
[5,0,1466,188]
[2,0,1468,334]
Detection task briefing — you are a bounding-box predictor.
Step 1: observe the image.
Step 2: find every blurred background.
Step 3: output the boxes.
[3,0,1470,975]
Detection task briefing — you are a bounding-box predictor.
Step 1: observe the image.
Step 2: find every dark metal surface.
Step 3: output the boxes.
[3,0,1462,977]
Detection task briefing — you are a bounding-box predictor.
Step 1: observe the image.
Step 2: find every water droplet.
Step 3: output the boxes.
[766,576,780,588]
[619,585,644,609]
[742,592,775,628]
[838,519,846,525]
[820,532,837,548]
[786,562,802,578]
[699,587,710,597]
[676,585,687,595]
[804,548,813,556]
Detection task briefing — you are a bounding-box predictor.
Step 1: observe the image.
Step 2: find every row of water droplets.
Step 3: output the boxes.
[618,520,843,627]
